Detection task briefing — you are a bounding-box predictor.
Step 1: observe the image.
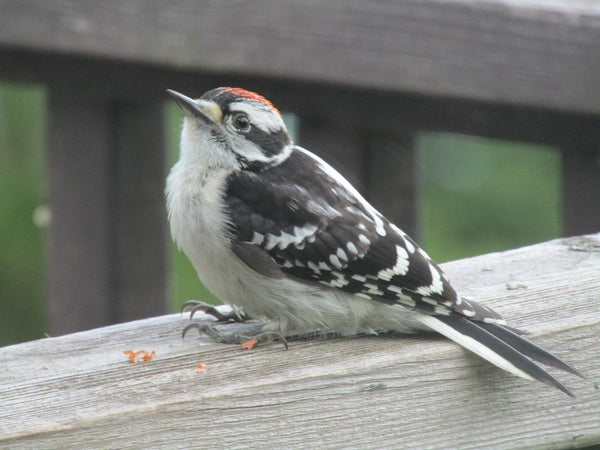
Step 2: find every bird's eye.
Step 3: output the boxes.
[232,113,251,132]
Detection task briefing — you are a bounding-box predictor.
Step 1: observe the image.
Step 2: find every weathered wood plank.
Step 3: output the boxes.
[1,0,599,114]
[1,49,598,147]
[1,234,599,448]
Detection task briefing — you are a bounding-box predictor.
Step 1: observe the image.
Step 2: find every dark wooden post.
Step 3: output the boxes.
[47,86,167,335]
[111,100,168,322]
[561,120,600,236]
[365,133,420,239]
[47,87,113,334]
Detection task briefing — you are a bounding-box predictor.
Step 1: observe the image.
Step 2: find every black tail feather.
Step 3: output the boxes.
[477,321,584,378]
[435,315,575,397]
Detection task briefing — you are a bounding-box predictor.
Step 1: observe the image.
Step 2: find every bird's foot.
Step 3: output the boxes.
[182,320,288,349]
[181,301,287,349]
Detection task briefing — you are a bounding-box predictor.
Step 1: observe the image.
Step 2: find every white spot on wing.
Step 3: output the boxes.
[329,271,349,288]
[277,231,296,250]
[336,248,348,262]
[399,296,416,308]
[308,261,320,272]
[363,283,384,296]
[329,279,348,288]
[421,297,438,306]
[329,254,342,268]
[374,216,386,236]
[293,224,318,244]
[434,306,451,315]
[264,234,278,250]
[263,224,318,251]
[377,245,410,280]
[387,285,404,295]
[416,264,444,296]
[346,242,358,255]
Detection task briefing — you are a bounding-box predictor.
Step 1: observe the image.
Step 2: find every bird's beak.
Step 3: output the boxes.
[166,89,222,124]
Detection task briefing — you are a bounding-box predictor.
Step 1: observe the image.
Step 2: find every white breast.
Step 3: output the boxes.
[166,160,234,295]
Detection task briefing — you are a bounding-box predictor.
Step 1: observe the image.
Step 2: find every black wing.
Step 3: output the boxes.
[225,147,583,394]
[225,147,496,320]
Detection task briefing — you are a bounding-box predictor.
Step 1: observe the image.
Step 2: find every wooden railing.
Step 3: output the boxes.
[1,235,598,448]
[1,0,599,338]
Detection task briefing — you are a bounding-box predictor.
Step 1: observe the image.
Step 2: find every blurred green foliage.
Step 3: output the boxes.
[0,82,560,347]
[419,133,560,261]
[0,83,47,346]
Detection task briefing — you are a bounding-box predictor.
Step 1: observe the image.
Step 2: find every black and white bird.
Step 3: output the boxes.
[166,87,581,396]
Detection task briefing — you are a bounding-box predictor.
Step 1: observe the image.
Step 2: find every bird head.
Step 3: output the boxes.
[167,88,291,171]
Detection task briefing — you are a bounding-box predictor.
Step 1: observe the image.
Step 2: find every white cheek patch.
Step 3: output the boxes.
[230,101,285,133]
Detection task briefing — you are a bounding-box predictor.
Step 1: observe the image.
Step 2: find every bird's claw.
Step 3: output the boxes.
[180,300,249,322]
[182,321,288,349]
[246,331,289,350]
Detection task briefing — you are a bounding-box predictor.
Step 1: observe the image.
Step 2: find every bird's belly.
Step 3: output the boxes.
[187,241,421,335]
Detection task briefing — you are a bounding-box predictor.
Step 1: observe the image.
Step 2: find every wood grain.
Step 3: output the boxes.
[1,234,599,448]
[1,0,599,114]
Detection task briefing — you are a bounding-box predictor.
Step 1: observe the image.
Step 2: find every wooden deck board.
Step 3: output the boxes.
[1,234,599,448]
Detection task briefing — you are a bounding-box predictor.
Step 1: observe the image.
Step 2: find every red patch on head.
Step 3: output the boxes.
[221,87,281,116]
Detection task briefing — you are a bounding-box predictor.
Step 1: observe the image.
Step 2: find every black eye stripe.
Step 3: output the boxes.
[225,109,289,155]
[244,127,290,157]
